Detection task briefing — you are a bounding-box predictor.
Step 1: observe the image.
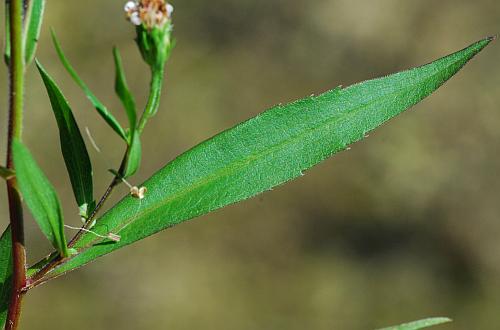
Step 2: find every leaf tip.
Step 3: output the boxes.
[34,59,49,81]
[471,36,495,52]
[49,27,57,39]
[50,28,63,52]
[34,57,42,68]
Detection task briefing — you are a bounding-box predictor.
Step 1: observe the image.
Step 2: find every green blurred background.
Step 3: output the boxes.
[1,0,500,329]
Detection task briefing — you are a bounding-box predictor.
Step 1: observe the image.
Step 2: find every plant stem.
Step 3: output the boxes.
[26,153,129,287]
[68,176,120,247]
[68,67,167,247]
[28,63,167,288]
[137,67,164,134]
[5,0,27,329]
[25,178,121,288]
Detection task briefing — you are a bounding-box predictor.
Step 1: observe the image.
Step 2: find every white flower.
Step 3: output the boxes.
[166,4,174,17]
[124,1,138,12]
[124,0,174,29]
[130,12,142,26]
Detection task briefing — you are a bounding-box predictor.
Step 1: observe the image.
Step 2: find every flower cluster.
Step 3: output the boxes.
[124,0,175,69]
[124,0,174,30]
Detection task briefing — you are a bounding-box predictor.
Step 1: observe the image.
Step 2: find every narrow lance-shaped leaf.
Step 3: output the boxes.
[113,47,137,134]
[36,60,95,219]
[13,140,69,257]
[40,38,492,276]
[123,133,142,178]
[51,30,128,141]
[113,46,141,177]
[0,226,12,328]
[377,317,452,330]
[22,0,45,65]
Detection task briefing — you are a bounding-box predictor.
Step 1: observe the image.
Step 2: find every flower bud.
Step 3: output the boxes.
[124,0,174,69]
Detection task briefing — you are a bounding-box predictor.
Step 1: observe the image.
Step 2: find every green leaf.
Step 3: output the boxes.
[377,317,452,330]
[0,166,14,180]
[13,140,69,257]
[40,37,492,275]
[36,60,95,219]
[123,132,142,178]
[113,46,142,177]
[113,47,137,134]
[50,30,128,141]
[22,0,45,66]
[0,226,12,328]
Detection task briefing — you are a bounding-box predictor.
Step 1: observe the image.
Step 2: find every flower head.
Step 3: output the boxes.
[124,0,175,69]
[125,0,174,30]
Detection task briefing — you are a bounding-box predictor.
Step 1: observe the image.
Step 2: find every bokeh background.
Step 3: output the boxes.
[1,0,500,329]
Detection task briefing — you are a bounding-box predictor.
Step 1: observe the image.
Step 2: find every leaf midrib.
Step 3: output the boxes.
[82,59,452,245]
[57,95,90,206]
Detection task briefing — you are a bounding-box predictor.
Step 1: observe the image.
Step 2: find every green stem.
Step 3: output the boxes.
[26,153,129,287]
[137,66,164,134]
[28,48,168,290]
[5,0,27,329]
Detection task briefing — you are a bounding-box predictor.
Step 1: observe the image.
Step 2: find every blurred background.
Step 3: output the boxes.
[1,0,500,329]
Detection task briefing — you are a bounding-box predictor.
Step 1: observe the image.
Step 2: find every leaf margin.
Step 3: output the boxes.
[50,29,128,141]
[36,60,95,219]
[0,226,12,328]
[13,139,69,257]
[376,317,452,330]
[31,37,494,276]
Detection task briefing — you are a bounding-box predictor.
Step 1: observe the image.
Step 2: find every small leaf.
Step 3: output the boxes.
[377,317,452,330]
[0,166,14,180]
[0,226,12,328]
[38,38,492,275]
[123,132,142,178]
[13,140,69,257]
[113,47,137,134]
[113,47,142,177]
[36,60,95,219]
[51,30,128,141]
[22,0,45,65]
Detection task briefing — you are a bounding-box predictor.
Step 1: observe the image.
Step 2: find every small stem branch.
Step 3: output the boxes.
[26,177,120,287]
[28,57,168,289]
[68,147,132,247]
[67,176,120,248]
[27,153,129,286]
[5,0,27,329]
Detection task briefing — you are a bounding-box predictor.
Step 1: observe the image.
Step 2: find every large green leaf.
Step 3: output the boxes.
[13,140,69,257]
[36,60,95,219]
[41,37,492,276]
[0,226,12,328]
[22,0,45,65]
[377,317,452,330]
[51,30,128,141]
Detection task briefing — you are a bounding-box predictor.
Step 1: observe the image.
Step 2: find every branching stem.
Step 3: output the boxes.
[28,62,167,289]
[5,0,27,329]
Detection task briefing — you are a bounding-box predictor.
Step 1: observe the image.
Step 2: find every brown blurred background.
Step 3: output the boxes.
[1,0,500,329]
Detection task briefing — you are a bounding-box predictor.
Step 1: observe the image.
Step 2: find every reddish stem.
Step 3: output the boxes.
[4,0,27,329]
